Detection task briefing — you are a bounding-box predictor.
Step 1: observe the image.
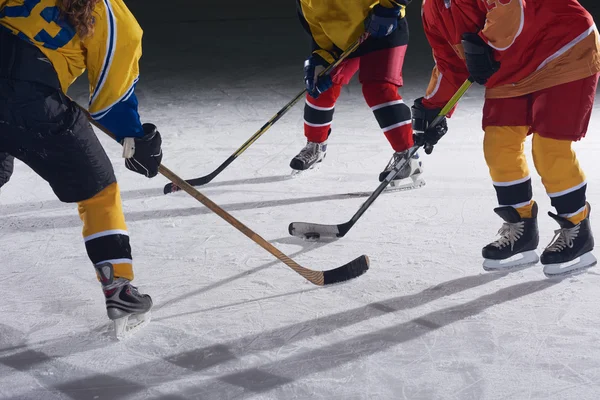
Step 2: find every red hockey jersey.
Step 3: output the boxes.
[421,0,600,109]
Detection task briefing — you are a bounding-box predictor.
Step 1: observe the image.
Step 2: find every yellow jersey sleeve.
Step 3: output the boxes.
[84,0,144,140]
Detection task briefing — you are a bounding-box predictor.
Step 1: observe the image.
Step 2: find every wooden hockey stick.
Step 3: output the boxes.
[80,105,369,285]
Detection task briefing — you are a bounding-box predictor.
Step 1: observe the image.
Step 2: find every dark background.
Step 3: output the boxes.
[113,0,600,116]
[124,0,600,87]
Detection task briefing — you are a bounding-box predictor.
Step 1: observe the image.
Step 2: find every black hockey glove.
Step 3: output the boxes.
[304,52,334,99]
[411,97,448,155]
[365,4,402,38]
[122,123,163,178]
[461,32,500,85]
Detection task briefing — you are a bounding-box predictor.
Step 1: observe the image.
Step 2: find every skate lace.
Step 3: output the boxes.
[546,225,579,252]
[296,142,320,163]
[491,222,525,250]
[384,152,405,171]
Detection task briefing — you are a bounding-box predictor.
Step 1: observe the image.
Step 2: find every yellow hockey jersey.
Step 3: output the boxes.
[0,0,144,140]
[297,0,407,63]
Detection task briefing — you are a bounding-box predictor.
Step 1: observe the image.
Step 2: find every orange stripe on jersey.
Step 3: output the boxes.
[482,0,524,51]
[487,28,600,99]
[425,65,442,99]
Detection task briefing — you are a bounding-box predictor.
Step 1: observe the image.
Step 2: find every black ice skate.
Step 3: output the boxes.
[95,262,153,340]
[541,202,597,277]
[290,140,327,175]
[482,202,540,271]
[378,148,425,191]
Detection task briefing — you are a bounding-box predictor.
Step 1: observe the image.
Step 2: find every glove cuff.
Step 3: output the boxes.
[140,123,159,141]
[143,123,157,134]
[413,97,442,116]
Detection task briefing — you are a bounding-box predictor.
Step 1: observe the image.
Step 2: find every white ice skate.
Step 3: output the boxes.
[379,148,425,192]
[290,140,327,177]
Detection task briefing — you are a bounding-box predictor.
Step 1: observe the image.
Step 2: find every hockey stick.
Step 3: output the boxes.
[163,34,370,194]
[80,106,369,285]
[288,78,474,241]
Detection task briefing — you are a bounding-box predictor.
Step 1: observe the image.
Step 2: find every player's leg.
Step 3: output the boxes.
[0,80,151,337]
[480,96,539,270]
[359,23,423,188]
[290,58,359,172]
[530,74,598,276]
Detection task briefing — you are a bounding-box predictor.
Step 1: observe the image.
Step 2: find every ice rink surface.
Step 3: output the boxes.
[1,1,600,399]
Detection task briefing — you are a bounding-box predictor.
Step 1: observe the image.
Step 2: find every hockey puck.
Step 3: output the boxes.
[303,232,320,241]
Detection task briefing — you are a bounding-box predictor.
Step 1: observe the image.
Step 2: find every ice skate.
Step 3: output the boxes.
[482,202,540,271]
[290,140,327,177]
[95,262,153,340]
[378,148,425,191]
[541,203,596,277]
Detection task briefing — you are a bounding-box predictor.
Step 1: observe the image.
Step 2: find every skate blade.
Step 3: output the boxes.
[543,252,597,278]
[483,250,539,271]
[385,176,426,192]
[290,162,321,178]
[113,311,151,340]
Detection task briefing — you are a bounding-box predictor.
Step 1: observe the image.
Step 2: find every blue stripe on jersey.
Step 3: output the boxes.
[0,0,41,18]
[90,0,116,106]
[36,6,77,50]
[92,83,144,142]
[91,76,138,118]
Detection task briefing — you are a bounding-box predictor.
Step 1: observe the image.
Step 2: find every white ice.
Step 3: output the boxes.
[2,1,600,399]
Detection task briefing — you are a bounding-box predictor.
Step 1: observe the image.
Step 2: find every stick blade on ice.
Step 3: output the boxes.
[322,255,370,285]
[163,175,213,194]
[288,221,343,240]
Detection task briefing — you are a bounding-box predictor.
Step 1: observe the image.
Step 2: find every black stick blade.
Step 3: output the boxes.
[163,176,213,194]
[163,182,180,194]
[162,157,232,194]
[323,255,369,285]
[289,222,341,240]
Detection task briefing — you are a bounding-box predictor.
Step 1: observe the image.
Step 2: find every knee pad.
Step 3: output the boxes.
[532,133,586,220]
[484,126,532,209]
[362,82,400,108]
[532,134,585,193]
[483,126,529,183]
[362,82,413,151]
[304,85,342,143]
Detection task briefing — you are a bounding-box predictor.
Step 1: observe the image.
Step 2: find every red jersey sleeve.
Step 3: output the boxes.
[421,4,470,110]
